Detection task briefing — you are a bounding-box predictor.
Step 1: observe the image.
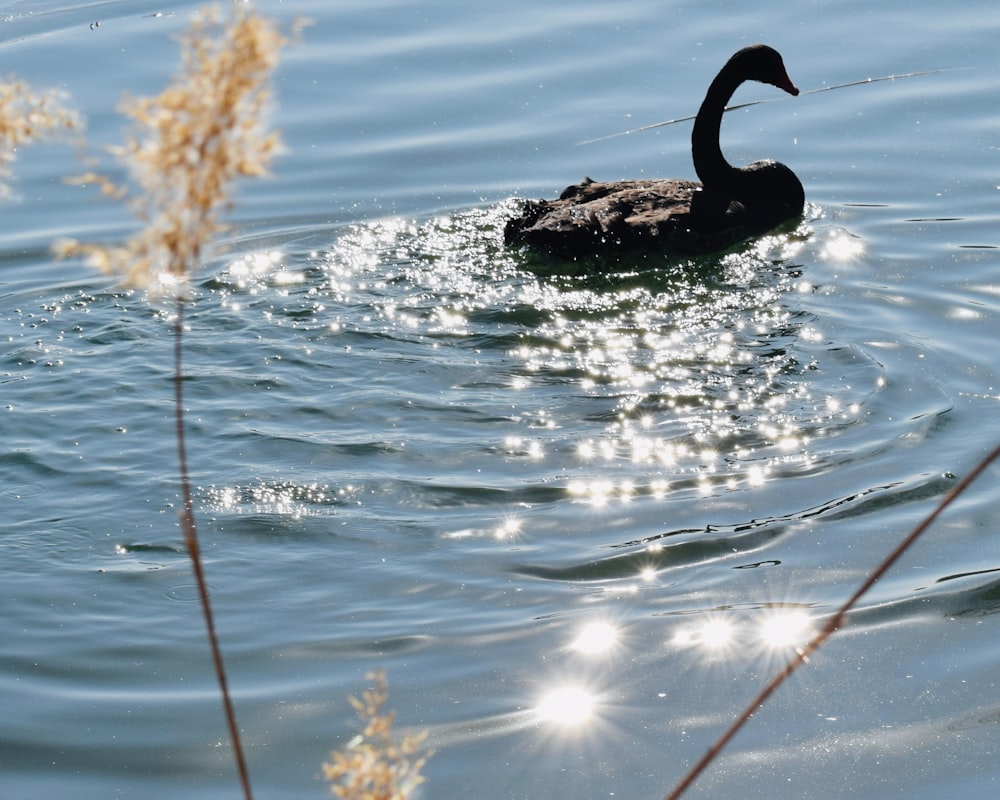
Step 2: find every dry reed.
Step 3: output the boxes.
[56,5,285,288]
[0,77,78,197]
[323,671,432,800]
[665,440,1000,799]
[55,8,289,800]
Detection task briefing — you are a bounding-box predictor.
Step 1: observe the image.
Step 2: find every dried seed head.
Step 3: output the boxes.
[0,78,80,199]
[58,6,288,290]
[322,672,432,800]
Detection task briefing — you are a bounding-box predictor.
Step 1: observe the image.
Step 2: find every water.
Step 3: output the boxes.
[3,1,1000,798]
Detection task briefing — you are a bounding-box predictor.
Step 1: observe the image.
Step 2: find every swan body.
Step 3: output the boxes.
[504,45,804,259]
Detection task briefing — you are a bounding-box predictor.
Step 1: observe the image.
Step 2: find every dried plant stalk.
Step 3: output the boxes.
[56,5,285,288]
[665,440,1000,799]
[0,78,79,197]
[323,671,432,800]
[56,7,290,800]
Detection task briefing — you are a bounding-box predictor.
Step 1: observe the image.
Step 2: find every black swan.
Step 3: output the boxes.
[504,45,805,259]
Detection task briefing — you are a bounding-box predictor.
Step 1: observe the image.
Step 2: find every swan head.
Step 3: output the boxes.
[733,44,799,96]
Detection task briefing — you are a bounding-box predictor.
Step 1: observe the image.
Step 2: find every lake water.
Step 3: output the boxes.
[3,1,1000,799]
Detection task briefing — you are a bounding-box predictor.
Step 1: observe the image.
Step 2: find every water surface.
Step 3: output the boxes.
[3,2,1000,799]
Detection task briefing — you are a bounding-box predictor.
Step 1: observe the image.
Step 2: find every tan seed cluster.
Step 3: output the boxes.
[0,78,79,198]
[323,672,432,800]
[56,6,286,289]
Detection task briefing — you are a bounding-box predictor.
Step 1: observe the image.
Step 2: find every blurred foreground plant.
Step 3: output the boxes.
[323,671,432,800]
[57,5,285,287]
[57,7,289,800]
[0,77,78,197]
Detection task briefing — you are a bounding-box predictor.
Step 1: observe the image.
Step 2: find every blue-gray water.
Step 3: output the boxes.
[3,2,1000,799]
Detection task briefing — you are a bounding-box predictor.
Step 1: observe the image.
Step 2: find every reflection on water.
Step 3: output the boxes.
[571,620,619,654]
[673,616,736,651]
[535,618,621,731]
[203,480,335,518]
[666,606,817,669]
[820,230,866,263]
[533,606,816,738]
[302,204,888,519]
[758,609,813,648]
[536,685,596,726]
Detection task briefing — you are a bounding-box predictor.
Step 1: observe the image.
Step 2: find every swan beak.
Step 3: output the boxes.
[776,71,800,96]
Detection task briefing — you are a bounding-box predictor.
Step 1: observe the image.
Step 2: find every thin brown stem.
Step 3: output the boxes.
[665,441,1000,800]
[173,297,254,800]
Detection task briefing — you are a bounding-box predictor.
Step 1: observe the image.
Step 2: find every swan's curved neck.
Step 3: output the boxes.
[691,62,744,187]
